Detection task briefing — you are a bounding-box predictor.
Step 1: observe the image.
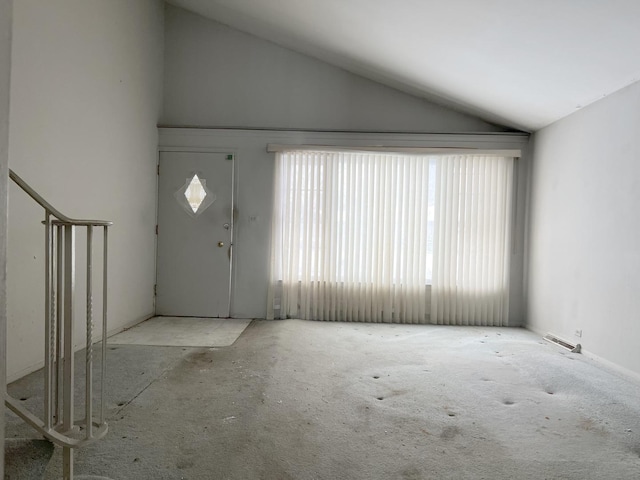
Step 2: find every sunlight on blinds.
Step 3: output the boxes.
[267,150,513,325]
[431,155,514,326]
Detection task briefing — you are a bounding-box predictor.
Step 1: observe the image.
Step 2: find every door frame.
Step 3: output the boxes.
[155,147,238,317]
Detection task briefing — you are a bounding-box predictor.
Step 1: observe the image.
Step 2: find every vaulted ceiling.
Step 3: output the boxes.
[167,0,640,132]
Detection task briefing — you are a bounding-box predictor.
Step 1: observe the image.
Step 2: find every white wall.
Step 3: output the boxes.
[1,0,13,474]
[159,129,529,323]
[7,0,164,381]
[527,80,640,378]
[162,5,509,133]
[160,6,528,325]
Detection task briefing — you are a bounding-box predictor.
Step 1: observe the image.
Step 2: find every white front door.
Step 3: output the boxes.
[156,151,234,317]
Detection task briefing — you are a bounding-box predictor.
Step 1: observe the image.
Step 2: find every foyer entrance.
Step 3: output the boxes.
[155,151,234,317]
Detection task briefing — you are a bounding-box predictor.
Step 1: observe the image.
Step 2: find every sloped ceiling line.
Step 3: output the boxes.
[168,0,640,132]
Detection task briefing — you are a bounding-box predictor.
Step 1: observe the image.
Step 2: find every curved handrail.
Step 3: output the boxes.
[9,169,113,226]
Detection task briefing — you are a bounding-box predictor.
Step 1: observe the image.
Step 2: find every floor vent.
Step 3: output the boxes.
[543,333,581,353]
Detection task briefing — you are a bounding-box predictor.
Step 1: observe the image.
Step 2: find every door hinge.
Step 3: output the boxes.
[155,225,158,235]
[154,284,157,296]
[157,164,160,175]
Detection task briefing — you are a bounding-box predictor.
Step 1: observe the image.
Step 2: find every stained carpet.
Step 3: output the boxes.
[6,319,640,479]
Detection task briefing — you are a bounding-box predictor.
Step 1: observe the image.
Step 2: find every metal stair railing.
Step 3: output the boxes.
[5,169,112,480]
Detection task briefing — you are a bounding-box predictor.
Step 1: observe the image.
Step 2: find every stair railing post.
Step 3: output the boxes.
[100,226,108,425]
[63,223,75,480]
[55,224,64,426]
[85,225,93,440]
[44,212,53,430]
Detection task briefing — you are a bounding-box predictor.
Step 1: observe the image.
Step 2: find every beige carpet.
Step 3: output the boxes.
[108,316,252,347]
[7,320,640,479]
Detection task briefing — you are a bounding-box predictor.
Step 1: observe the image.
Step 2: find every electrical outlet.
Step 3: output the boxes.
[574,329,582,338]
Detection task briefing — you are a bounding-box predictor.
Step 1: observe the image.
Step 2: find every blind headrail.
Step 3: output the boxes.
[9,169,113,226]
[267,144,521,157]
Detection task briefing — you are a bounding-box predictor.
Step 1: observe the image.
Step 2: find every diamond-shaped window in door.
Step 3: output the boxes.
[174,173,216,217]
[185,174,206,212]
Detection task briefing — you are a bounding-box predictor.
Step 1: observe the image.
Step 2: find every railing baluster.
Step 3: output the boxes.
[85,226,93,439]
[63,224,75,480]
[100,226,108,425]
[55,224,64,425]
[63,224,75,433]
[44,212,52,430]
[50,220,57,425]
[50,220,58,425]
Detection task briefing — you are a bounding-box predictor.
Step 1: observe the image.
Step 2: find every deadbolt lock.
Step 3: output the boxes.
[218,242,224,247]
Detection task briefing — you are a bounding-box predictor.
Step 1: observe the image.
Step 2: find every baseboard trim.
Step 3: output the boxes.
[525,325,640,385]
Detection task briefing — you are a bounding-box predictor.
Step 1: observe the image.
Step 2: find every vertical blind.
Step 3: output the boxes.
[268,150,514,326]
[431,155,513,325]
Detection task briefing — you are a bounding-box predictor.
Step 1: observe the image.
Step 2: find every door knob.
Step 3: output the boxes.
[218,242,224,247]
